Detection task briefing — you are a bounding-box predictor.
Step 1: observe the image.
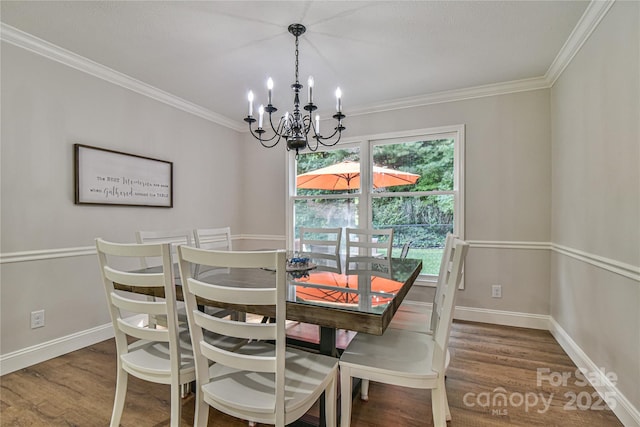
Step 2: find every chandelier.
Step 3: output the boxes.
[244,24,346,156]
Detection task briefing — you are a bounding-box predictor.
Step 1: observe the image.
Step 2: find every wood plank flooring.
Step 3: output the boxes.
[0,321,623,426]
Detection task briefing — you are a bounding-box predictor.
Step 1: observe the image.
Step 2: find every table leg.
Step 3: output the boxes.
[319,327,337,357]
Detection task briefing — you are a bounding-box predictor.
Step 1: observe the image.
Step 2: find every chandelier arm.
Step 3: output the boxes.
[317,127,340,140]
[316,128,343,147]
[267,112,285,137]
[246,129,282,148]
[306,138,319,152]
[260,133,283,148]
[247,121,283,147]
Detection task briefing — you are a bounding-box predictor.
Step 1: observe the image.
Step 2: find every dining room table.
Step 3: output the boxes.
[115,254,422,357]
[115,253,422,357]
[114,252,422,427]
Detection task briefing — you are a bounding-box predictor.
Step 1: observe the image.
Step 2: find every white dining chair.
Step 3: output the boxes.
[390,233,457,334]
[339,238,469,427]
[359,233,456,401]
[399,240,412,259]
[96,238,195,427]
[345,227,393,263]
[193,227,232,278]
[299,226,342,273]
[193,226,232,250]
[135,229,194,268]
[177,246,339,427]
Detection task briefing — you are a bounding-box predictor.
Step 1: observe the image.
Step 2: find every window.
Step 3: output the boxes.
[288,125,464,282]
[292,145,360,254]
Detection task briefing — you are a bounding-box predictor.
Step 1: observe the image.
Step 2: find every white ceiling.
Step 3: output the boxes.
[1,1,590,129]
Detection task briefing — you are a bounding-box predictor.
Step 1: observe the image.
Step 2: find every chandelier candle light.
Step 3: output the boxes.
[244,24,346,156]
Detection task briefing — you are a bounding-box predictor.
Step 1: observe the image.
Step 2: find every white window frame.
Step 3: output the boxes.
[287,124,465,286]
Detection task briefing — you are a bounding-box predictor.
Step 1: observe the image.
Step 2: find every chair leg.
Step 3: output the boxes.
[360,379,370,401]
[170,380,182,427]
[340,367,352,427]
[194,388,209,427]
[325,372,337,426]
[431,380,448,427]
[444,386,451,421]
[181,382,192,398]
[110,367,128,427]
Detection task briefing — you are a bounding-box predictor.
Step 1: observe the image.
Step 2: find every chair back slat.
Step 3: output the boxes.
[103,267,165,287]
[116,318,170,342]
[186,276,276,305]
[110,291,167,316]
[192,310,277,341]
[200,340,276,373]
[182,246,279,269]
[97,238,164,258]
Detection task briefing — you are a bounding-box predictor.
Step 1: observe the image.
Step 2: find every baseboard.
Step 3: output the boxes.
[549,318,640,427]
[2,315,147,376]
[454,305,551,330]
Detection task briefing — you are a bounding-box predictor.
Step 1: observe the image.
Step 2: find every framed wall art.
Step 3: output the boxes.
[74,144,173,207]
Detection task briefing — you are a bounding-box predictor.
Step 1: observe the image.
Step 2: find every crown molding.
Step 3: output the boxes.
[545,0,615,86]
[347,0,616,117]
[347,76,551,118]
[1,1,613,130]
[0,23,244,132]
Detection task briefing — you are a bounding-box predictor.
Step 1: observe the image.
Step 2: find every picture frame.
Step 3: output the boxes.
[74,144,173,207]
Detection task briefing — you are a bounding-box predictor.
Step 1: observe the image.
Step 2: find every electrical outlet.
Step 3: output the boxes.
[31,310,45,329]
[491,285,502,298]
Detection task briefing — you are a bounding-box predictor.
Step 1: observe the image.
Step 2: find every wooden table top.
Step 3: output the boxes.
[115,257,422,336]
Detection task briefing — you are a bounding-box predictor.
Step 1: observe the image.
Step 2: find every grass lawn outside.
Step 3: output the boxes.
[391,247,443,276]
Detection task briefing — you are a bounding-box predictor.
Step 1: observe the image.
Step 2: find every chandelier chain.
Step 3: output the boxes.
[294,35,299,84]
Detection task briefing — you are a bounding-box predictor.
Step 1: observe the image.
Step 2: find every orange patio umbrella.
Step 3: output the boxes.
[296,160,420,190]
[293,270,403,305]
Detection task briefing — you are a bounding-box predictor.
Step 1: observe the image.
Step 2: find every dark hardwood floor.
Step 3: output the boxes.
[0,321,623,426]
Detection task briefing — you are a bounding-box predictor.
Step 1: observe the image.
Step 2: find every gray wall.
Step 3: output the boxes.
[1,43,244,354]
[550,0,639,410]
